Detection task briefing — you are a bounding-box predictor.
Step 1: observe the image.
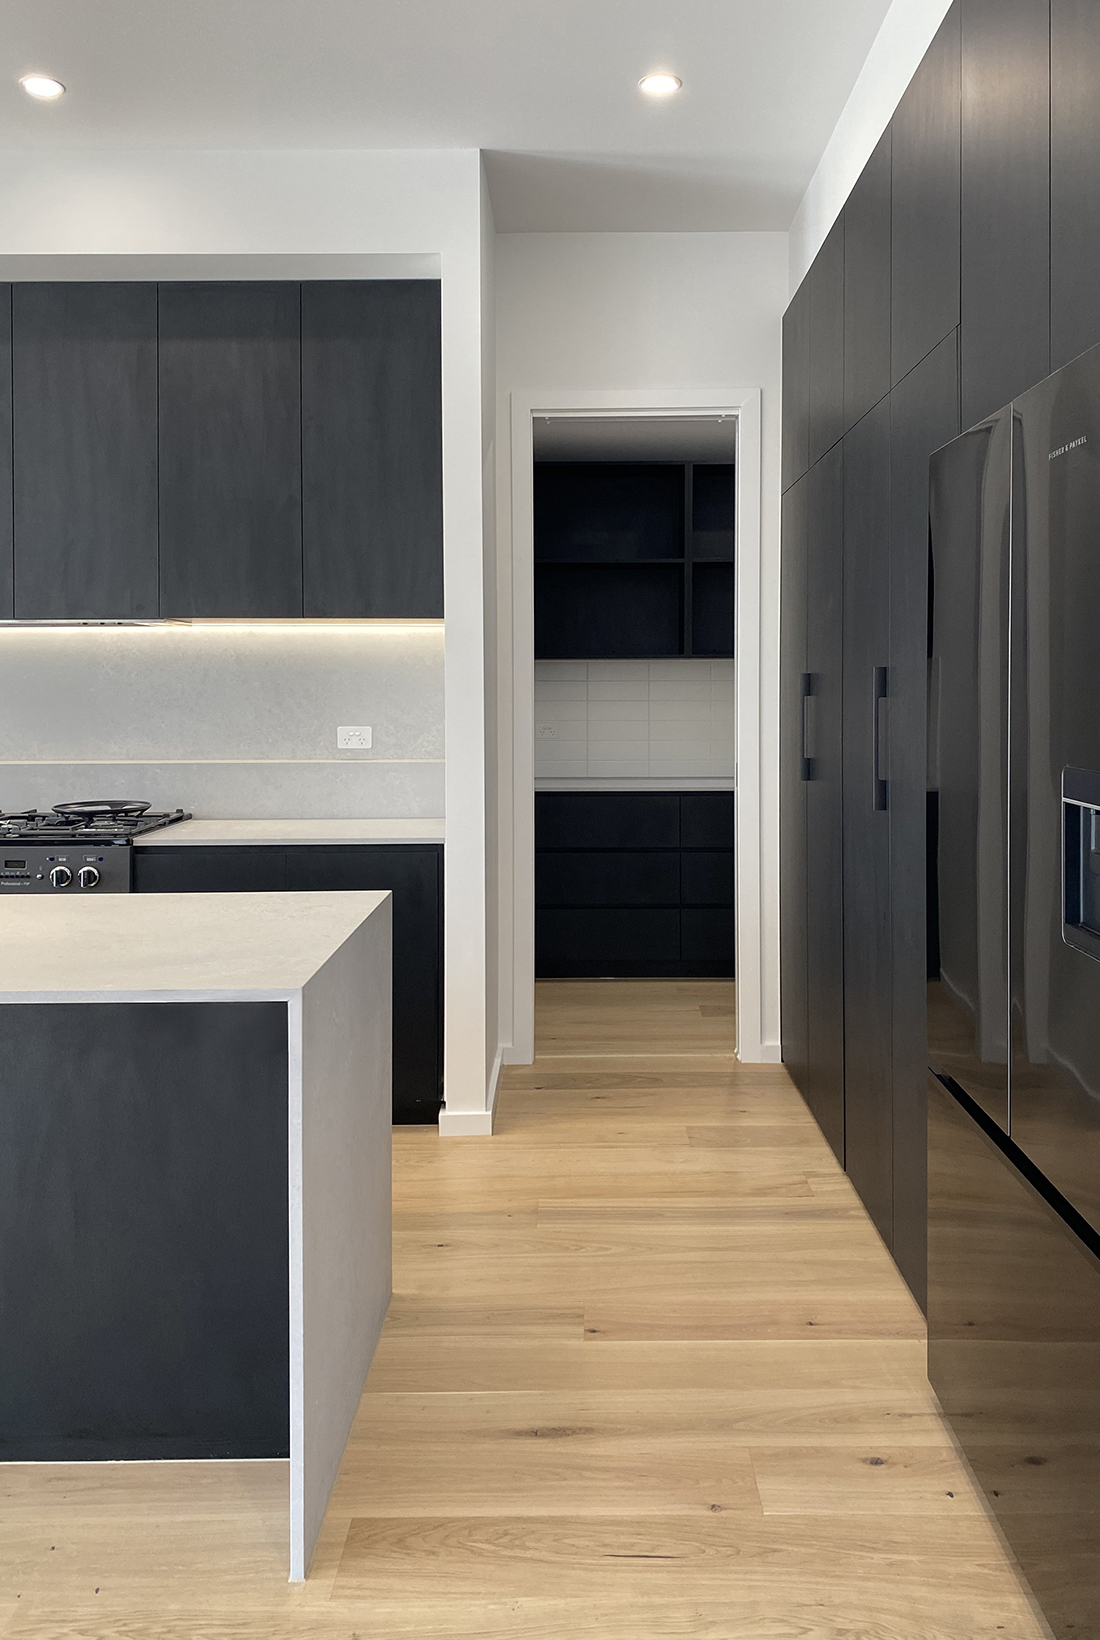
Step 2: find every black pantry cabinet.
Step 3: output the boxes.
[2,279,443,622]
[131,843,444,1124]
[778,0,1090,1314]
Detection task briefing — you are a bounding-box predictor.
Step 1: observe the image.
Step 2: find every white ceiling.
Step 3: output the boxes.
[3,0,894,232]
[534,416,736,463]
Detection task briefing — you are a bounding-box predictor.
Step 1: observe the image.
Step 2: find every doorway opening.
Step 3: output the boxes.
[531,416,735,1025]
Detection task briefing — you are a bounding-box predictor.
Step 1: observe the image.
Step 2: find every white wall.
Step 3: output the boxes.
[788,0,955,291]
[494,230,788,1060]
[0,147,491,1122]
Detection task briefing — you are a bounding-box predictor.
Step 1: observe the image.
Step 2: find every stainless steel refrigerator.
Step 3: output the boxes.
[930,339,1100,1235]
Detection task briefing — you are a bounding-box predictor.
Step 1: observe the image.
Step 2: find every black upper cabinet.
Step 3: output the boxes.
[12,284,158,621]
[843,128,892,431]
[0,287,11,619]
[1051,0,1100,370]
[535,464,683,561]
[891,4,961,386]
[808,220,845,464]
[158,283,303,618]
[960,0,1050,427]
[302,281,442,617]
[782,278,811,491]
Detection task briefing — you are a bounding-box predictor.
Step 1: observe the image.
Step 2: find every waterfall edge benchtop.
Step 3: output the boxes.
[0,890,390,1000]
[136,818,445,847]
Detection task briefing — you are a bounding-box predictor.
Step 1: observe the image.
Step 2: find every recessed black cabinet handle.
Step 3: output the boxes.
[800,673,815,780]
[873,665,889,811]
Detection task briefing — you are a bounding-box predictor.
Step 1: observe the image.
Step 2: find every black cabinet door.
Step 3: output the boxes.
[804,447,846,1165]
[843,128,892,431]
[12,283,158,620]
[302,281,443,617]
[158,283,302,617]
[0,286,10,618]
[780,475,810,1098]
[960,0,1050,426]
[1051,0,1100,370]
[808,221,845,466]
[535,792,680,851]
[842,399,893,1248]
[680,792,734,849]
[891,4,961,386]
[131,846,287,893]
[782,278,811,491]
[681,908,734,964]
[536,851,680,909]
[537,909,681,976]
[888,331,959,1309]
[681,852,734,907]
[284,846,442,1124]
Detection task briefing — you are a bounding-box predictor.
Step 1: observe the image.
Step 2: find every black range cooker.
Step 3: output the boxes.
[0,802,192,893]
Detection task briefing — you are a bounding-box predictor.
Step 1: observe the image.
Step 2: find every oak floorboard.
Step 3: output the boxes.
[0,979,1048,1639]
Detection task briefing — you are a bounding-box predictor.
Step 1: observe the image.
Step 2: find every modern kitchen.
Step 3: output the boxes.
[3,1,1100,1637]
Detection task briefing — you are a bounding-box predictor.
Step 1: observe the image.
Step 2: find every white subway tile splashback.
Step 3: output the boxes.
[533,659,735,785]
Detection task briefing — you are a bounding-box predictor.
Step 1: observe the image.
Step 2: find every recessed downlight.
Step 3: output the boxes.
[20,74,66,101]
[639,72,682,97]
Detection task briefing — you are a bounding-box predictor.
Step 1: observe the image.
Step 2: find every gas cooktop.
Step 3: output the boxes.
[0,802,192,843]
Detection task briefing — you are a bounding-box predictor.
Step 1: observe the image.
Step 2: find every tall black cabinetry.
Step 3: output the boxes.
[4,279,443,621]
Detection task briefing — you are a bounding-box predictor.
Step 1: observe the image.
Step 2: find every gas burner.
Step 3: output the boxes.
[0,806,192,842]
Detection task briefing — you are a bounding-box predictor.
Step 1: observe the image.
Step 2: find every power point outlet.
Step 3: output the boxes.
[337,725,372,750]
[538,725,556,738]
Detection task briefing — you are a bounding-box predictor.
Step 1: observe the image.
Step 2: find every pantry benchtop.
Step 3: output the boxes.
[136,818,445,847]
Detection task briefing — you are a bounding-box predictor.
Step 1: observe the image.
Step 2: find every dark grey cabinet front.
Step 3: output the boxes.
[302,281,443,618]
[843,128,892,432]
[808,221,845,466]
[12,283,159,620]
[1051,0,1100,371]
[158,283,303,617]
[782,279,811,492]
[960,0,1050,428]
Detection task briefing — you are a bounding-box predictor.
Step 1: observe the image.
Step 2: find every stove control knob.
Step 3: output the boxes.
[50,866,72,889]
[78,866,100,890]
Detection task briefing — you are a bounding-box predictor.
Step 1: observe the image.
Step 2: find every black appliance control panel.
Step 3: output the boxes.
[0,842,132,894]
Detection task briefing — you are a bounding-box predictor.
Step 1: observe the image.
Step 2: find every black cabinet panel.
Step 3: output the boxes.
[132,846,287,893]
[536,850,679,909]
[0,287,10,618]
[284,847,441,1123]
[960,0,1049,426]
[805,447,846,1164]
[681,792,734,849]
[536,792,679,850]
[844,128,892,430]
[0,1001,289,1460]
[782,279,811,491]
[534,464,684,562]
[843,399,893,1249]
[928,1076,1100,1639]
[780,475,810,1096]
[158,283,302,617]
[891,5,961,386]
[537,909,681,974]
[808,221,845,465]
[535,563,683,659]
[691,562,734,656]
[302,281,442,617]
[681,909,734,963]
[888,330,959,1308]
[133,842,442,1123]
[12,283,158,620]
[1051,0,1100,370]
[691,464,735,559]
[681,852,733,907]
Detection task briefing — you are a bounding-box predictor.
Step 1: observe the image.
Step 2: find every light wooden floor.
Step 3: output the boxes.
[0,980,1050,1639]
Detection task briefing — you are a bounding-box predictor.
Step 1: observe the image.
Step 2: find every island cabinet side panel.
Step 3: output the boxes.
[0,1000,290,1461]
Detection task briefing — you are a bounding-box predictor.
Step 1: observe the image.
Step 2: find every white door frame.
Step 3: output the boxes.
[507,386,773,1065]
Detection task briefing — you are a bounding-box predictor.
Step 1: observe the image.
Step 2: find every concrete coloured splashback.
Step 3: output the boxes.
[0,623,444,819]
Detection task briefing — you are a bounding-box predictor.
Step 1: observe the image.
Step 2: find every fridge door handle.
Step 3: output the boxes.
[800,674,815,779]
[873,666,888,811]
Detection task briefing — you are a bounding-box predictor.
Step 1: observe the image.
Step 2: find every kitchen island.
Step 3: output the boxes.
[0,890,392,1580]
